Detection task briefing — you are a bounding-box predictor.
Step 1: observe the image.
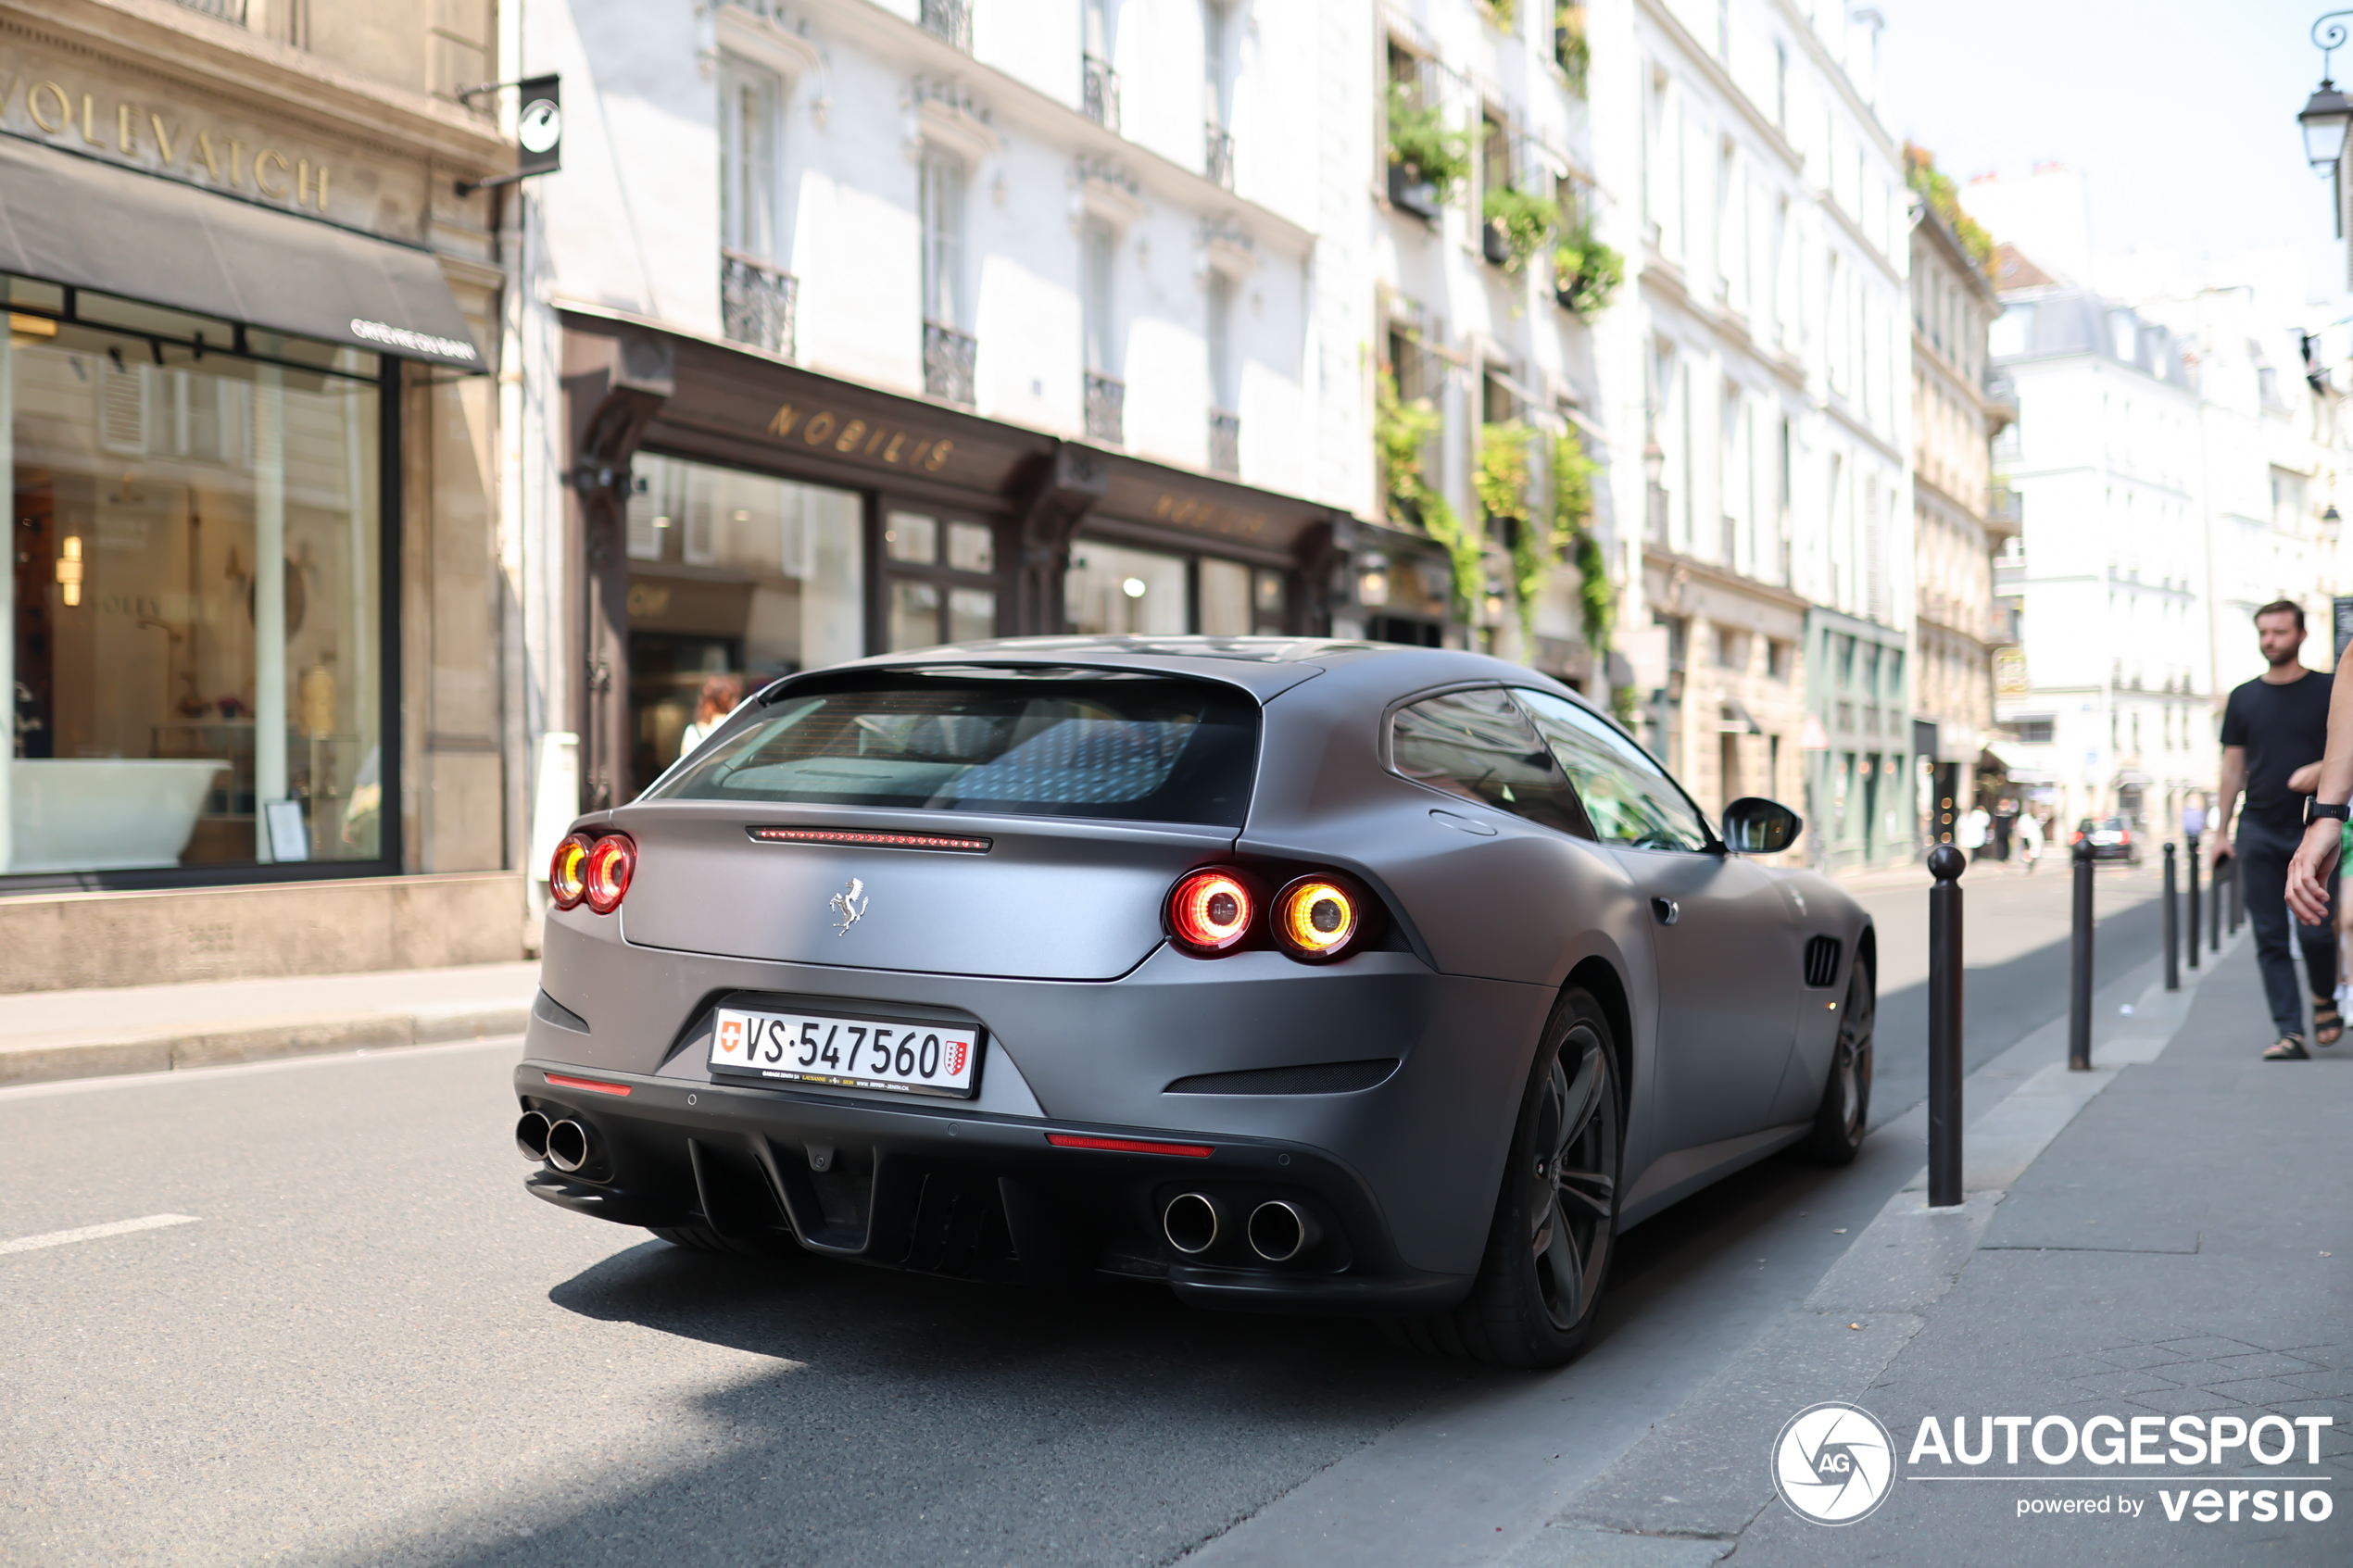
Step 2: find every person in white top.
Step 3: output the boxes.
[677,673,745,760]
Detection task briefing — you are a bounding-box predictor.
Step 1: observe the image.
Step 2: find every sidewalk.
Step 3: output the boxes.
[1515,927,2353,1565]
[0,962,537,1086]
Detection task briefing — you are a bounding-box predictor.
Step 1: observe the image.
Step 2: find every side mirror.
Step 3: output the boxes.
[1721,797,1802,855]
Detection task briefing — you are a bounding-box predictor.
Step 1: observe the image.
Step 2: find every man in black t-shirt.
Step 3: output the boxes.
[2214,600,2337,1060]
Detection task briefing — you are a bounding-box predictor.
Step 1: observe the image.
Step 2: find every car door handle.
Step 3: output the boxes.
[1652,897,1679,926]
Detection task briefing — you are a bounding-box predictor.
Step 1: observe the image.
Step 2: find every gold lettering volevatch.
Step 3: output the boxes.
[0,72,330,211]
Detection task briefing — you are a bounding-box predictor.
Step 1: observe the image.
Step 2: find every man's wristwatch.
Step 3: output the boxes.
[2308,799,2350,825]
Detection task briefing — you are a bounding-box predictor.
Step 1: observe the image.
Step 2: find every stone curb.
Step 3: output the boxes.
[0,1005,530,1087]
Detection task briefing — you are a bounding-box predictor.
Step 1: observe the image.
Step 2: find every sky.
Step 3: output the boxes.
[1879,0,2351,313]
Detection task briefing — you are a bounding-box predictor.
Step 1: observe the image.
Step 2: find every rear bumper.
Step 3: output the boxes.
[516,1059,1473,1314]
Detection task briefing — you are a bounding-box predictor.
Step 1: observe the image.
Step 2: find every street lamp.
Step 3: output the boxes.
[2303,78,2353,176]
[2307,14,2353,236]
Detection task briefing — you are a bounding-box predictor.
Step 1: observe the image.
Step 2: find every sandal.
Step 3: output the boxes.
[2315,1000,2345,1047]
[2264,1035,2312,1061]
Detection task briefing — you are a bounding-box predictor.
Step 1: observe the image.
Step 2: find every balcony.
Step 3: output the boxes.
[721,254,798,359]
[1209,408,1240,476]
[1086,371,1125,445]
[1987,485,2022,533]
[920,0,971,52]
[1205,123,1235,190]
[1083,55,1120,132]
[924,320,975,407]
[173,0,247,19]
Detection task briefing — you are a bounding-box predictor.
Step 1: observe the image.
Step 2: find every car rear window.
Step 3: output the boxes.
[645,667,1260,826]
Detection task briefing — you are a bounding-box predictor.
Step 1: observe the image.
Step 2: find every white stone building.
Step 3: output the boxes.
[499,0,1359,825]
[1588,0,1914,866]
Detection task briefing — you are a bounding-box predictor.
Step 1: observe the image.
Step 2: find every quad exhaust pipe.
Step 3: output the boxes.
[517,1110,593,1174]
[1163,1192,1323,1262]
[1162,1192,1226,1256]
[545,1119,591,1173]
[1245,1199,1321,1262]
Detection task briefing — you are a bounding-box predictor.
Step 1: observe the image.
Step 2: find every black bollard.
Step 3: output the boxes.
[2185,832,2201,970]
[1927,846,1966,1208]
[2070,838,2095,1071]
[2163,842,2180,992]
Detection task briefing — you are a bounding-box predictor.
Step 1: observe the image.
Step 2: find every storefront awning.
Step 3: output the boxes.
[0,134,482,370]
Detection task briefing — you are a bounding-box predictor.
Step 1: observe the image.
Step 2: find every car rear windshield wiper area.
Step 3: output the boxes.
[645,669,1260,827]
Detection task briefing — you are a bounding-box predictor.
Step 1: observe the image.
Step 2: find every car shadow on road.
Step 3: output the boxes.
[338,1240,1466,1568]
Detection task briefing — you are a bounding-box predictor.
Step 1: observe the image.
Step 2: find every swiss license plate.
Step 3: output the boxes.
[708,1007,981,1098]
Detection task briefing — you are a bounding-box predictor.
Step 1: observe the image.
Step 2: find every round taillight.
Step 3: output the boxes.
[583,834,635,915]
[1168,868,1255,954]
[1274,873,1373,962]
[548,832,593,909]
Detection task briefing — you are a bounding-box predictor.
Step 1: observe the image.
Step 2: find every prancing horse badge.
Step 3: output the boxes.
[829,878,869,935]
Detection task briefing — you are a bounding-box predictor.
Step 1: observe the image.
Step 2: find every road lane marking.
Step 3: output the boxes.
[0,1213,201,1255]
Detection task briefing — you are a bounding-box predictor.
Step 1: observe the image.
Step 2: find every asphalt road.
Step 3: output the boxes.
[0,862,2196,1568]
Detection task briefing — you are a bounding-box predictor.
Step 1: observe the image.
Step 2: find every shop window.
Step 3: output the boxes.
[883,508,1000,652]
[624,453,862,784]
[4,300,380,875]
[1066,538,1188,635]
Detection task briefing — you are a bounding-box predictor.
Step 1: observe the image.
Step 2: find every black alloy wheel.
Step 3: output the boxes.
[1802,957,1874,1164]
[1385,986,1621,1368]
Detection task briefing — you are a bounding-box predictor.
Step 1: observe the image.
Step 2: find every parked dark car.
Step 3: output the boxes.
[2071,816,2140,864]
[514,638,1876,1367]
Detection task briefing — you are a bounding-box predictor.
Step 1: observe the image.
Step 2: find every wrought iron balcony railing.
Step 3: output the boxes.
[925,320,976,407]
[920,0,971,52]
[1209,408,1240,476]
[1205,124,1234,189]
[1085,371,1126,445]
[721,254,798,359]
[1083,55,1120,132]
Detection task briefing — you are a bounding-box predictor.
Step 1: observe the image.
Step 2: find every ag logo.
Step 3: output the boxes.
[716,1019,744,1056]
[1772,1401,1896,1524]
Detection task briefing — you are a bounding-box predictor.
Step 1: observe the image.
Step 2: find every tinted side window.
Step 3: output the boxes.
[1390,688,1592,836]
[1514,689,1711,851]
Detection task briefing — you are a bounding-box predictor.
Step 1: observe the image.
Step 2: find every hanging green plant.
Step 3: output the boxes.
[1554,5,1590,94]
[1481,187,1557,273]
[1417,490,1486,622]
[1553,219,1624,321]
[1385,82,1469,202]
[1484,0,1519,32]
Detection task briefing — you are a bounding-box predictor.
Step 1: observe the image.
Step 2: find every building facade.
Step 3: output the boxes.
[1589,0,1913,868]
[508,0,1359,845]
[1987,274,2214,833]
[0,0,525,986]
[1907,202,2009,845]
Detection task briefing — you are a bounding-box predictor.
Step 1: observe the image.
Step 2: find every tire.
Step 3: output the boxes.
[1800,957,1874,1164]
[1385,987,1622,1369]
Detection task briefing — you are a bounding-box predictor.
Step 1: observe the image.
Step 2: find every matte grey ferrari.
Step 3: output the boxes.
[516,637,1875,1368]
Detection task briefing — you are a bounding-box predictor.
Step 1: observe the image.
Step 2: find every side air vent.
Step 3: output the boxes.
[1804,935,1842,989]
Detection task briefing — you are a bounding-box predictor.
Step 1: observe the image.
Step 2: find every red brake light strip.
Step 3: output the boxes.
[543,1073,633,1097]
[748,827,993,853]
[1046,1133,1214,1158]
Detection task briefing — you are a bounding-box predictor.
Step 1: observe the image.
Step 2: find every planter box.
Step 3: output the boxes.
[1388,161,1441,222]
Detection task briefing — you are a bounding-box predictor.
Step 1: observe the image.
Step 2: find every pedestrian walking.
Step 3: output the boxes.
[676,673,746,759]
[2213,601,2338,1060]
[1957,804,1990,861]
